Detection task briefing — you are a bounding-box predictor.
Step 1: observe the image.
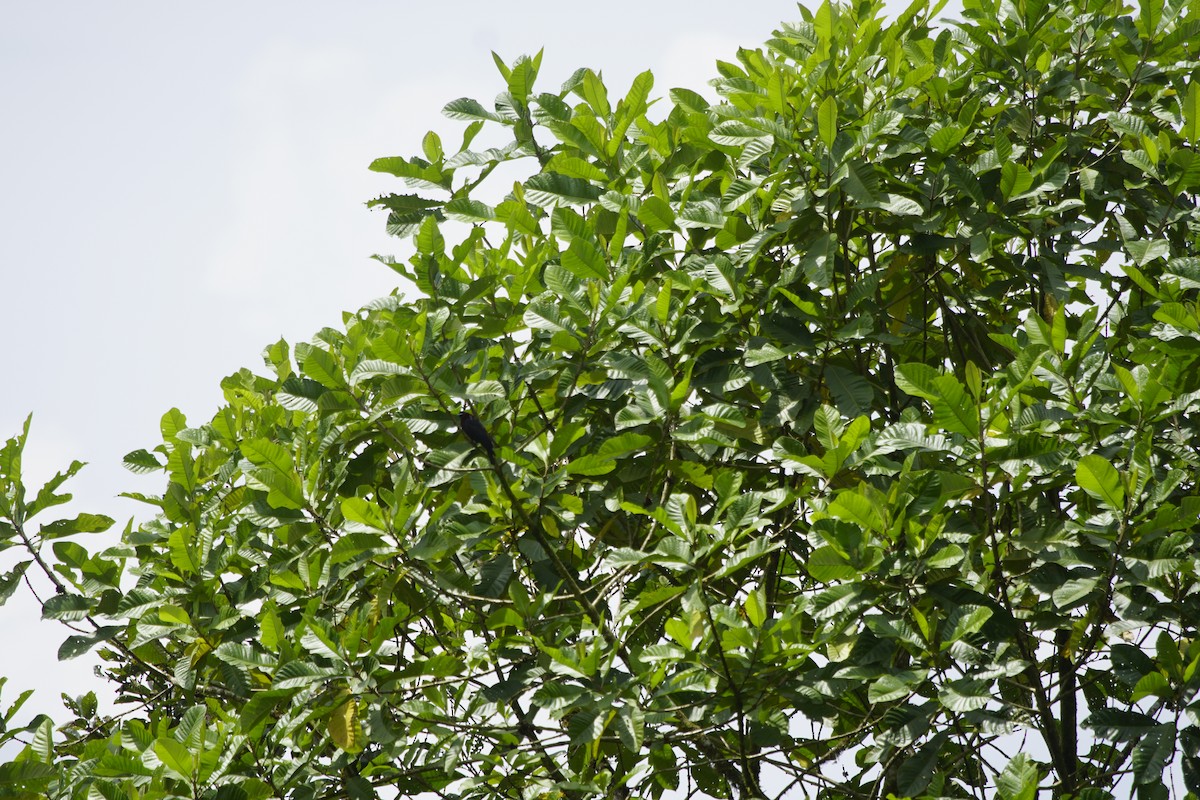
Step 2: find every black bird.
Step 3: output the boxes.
[458,411,496,461]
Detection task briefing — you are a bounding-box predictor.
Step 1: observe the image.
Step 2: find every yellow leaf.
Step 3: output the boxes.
[329,696,365,754]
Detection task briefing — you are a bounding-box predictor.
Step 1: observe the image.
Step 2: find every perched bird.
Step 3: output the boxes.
[458,410,496,461]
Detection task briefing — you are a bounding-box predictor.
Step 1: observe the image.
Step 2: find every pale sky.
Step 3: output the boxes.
[0,0,894,725]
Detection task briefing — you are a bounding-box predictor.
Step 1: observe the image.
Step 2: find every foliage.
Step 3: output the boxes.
[4,0,1200,797]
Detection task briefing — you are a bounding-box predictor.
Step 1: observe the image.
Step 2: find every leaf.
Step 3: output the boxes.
[444,198,496,222]
[329,696,365,754]
[214,642,277,671]
[806,546,857,581]
[812,405,844,450]
[524,296,576,334]
[39,513,114,539]
[302,347,344,389]
[897,734,948,796]
[1052,576,1097,608]
[669,87,709,113]
[615,704,645,752]
[996,752,1038,800]
[1107,112,1150,139]
[525,173,602,207]
[1132,724,1175,785]
[946,605,992,642]
[154,737,195,781]
[546,155,609,183]
[442,97,503,122]
[1076,454,1125,511]
[929,123,967,153]
[1125,237,1170,267]
[893,364,978,437]
[1085,708,1159,741]
[825,366,874,416]
[365,193,443,213]
[330,532,388,564]
[1183,81,1200,145]
[873,193,923,215]
[1000,161,1034,199]
[58,626,122,660]
[562,239,608,280]
[818,96,837,149]
[710,120,771,146]
[241,439,295,474]
[240,690,294,735]
[827,491,884,534]
[41,593,93,621]
[341,498,387,531]
[938,679,991,712]
[894,363,939,400]
[0,561,30,607]
[123,448,163,474]
[579,68,610,117]
[676,200,726,229]
[744,342,788,366]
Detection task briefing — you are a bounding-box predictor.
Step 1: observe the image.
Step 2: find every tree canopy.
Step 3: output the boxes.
[4,0,1200,797]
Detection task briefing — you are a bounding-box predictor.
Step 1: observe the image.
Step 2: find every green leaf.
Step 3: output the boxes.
[302,347,344,389]
[42,593,93,621]
[929,123,967,153]
[946,605,992,642]
[57,626,122,660]
[241,439,295,474]
[1000,161,1034,199]
[897,734,947,796]
[1132,724,1175,785]
[1183,81,1200,145]
[806,546,857,581]
[123,448,163,474]
[818,95,838,149]
[444,198,496,222]
[330,532,388,564]
[638,196,676,232]
[1052,577,1097,608]
[442,97,503,122]
[615,704,645,752]
[869,673,915,703]
[996,752,1038,800]
[1107,112,1150,139]
[341,498,387,531]
[894,363,939,401]
[39,513,114,539]
[562,239,608,280]
[1130,672,1171,702]
[812,405,844,450]
[525,173,602,207]
[154,737,195,780]
[1076,454,1125,511]
[710,120,771,146]
[0,561,30,607]
[677,200,726,229]
[365,193,443,213]
[939,679,991,712]
[579,68,610,118]
[1085,708,1160,741]
[827,491,884,534]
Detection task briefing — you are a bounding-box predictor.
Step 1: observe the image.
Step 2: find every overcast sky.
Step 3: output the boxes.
[0,1,911,725]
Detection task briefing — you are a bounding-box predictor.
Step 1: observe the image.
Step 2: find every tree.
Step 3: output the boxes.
[4,0,1200,796]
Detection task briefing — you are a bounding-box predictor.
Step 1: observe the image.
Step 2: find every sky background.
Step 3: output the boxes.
[0,1,925,725]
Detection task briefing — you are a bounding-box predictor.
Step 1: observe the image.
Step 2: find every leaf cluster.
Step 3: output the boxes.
[3,0,1200,797]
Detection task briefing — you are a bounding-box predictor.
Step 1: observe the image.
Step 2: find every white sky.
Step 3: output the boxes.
[0,0,822,728]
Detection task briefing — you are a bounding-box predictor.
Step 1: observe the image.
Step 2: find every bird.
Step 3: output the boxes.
[458,410,496,462]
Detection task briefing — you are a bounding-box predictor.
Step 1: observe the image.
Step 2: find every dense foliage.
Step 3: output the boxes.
[4,0,1200,797]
